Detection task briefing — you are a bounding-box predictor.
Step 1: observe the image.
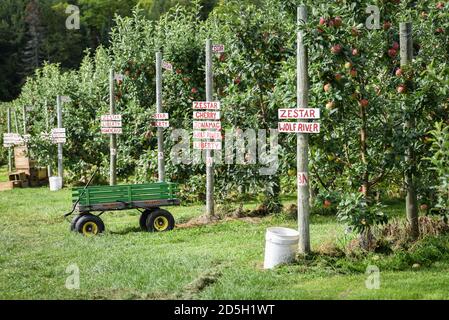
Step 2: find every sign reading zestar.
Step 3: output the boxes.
[278,108,320,119]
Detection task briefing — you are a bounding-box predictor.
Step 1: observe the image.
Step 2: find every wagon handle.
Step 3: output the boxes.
[63,167,99,218]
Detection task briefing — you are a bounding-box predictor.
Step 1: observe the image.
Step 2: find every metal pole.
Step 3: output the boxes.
[400,22,419,239]
[57,96,63,184]
[7,107,12,172]
[109,69,117,186]
[205,39,214,217]
[44,100,52,177]
[297,5,311,254]
[156,52,165,182]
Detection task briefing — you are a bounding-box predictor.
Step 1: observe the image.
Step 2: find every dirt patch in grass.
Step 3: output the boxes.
[181,269,222,299]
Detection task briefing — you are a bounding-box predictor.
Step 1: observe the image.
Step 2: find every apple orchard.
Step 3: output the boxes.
[0,0,448,239]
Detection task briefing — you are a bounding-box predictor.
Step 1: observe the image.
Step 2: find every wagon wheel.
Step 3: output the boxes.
[145,209,175,232]
[139,208,157,230]
[75,214,105,236]
[70,215,82,231]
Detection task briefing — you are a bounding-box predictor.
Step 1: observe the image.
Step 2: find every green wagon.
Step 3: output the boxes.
[68,182,180,236]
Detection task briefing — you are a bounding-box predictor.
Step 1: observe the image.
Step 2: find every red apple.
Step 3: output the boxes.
[333,16,343,28]
[325,101,335,110]
[397,84,406,94]
[319,17,327,25]
[395,68,403,77]
[351,27,360,37]
[359,99,369,108]
[350,68,357,77]
[435,27,444,34]
[392,42,400,50]
[352,48,359,56]
[317,27,324,33]
[420,204,429,211]
[331,44,342,54]
[176,69,182,74]
[191,87,198,94]
[335,73,342,81]
[234,77,241,85]
[219,53,226,62]
[323,200,332,208]
[388,48,398,58]
[436,2,444,9]
[324,83,332,92]
[383,21,391,30]
[345,62,353,69]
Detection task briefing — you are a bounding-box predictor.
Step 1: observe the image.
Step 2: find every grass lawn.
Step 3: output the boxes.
[1,179,449,299]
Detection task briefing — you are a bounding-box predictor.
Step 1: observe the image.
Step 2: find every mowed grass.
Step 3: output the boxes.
[1,184,449,299]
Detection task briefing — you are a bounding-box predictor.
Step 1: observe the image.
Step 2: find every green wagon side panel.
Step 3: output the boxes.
[72,182,179,206]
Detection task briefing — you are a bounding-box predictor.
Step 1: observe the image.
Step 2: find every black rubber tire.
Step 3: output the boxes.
[139,208,157,230]
[70,215,82,231]
[145,209,175,232]
[75,214,105,236]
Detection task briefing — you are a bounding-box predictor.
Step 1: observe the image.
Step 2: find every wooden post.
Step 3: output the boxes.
[109,68,117,186]
[44,100,52,177]
[22,105,27,135]
[7,107,12,172]
[297,5,311,254]
[205,39,215,216]
[13,109,19,133]
[156,52,165,182]
[400,22,419,239]
[56,96,64,184]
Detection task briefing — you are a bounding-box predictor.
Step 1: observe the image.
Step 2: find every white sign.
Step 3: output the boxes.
[152,121,170,128]
[278,122,321,133]
[3,133,23,147]
[193,131,222,140]
[193,101,220,110]
[162,61,173,71]
[61,96,71,103]
[193,141,222,150]
[101,120,122,128]
[298,172,308,186]
[193,121,222,130]
[212,44,225,53]
[158,152,164,160]
[52,138,67,144]
[101,114,122,121]
[193,111,221,120]
[278,108,320,119]
[153,113,169,120]
[101,127,123,134]
[51,132,66,138]
[51,128,67,143]
[51,128,66,133]
[114,74,124,81]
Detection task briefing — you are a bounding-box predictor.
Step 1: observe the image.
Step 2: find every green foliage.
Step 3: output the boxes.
[337,193,388,234]
[427,121,449,215]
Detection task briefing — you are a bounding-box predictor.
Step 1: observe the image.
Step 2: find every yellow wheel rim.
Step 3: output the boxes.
[154,216,169,231]
[82,221,99,235]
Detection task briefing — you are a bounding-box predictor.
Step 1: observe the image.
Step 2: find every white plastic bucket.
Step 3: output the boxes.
[49,176,62,191]
[263,227,299,269]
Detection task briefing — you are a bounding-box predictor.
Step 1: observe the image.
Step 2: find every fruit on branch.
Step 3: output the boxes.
[326,101,335,110]
[324,83,332,92]
[397,84,406,94]
[335,73,342,81]
[359,99,369,108]
[350,68,357,77]
[392,42,400,50]
[352,48,359,56]
[388,48,398,58]
[395,68,403,77]
[383,21,391,30]
[331,44,342,54]
[191,87,198,94]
